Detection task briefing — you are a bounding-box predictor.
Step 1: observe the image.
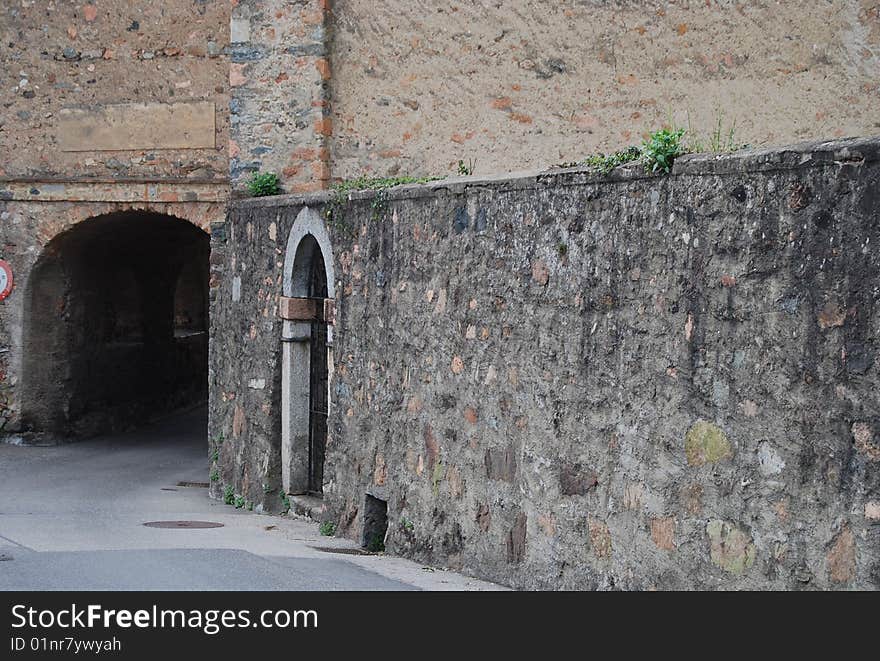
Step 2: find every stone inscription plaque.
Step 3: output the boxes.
[57,101,216,152]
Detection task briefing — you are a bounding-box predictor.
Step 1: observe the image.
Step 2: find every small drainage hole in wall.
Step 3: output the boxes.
[362,494,388,552]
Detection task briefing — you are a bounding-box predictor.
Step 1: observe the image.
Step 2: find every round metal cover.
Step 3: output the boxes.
[143,520,224,529]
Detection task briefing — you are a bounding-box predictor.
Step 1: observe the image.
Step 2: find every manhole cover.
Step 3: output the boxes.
[313,546,375,556]
[143,521,224,529]
[177,481,209,488]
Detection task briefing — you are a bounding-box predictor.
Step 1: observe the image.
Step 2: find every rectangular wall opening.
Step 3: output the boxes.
[362,494,388,552]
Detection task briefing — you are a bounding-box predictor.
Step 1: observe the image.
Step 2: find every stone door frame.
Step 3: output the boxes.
[280,207,335,495]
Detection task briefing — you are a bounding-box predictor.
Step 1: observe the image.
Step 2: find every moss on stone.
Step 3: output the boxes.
[706,520,755,574]
[685,420,733,466]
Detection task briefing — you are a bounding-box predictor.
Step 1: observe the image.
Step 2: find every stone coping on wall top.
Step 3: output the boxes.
[231,135,880,212]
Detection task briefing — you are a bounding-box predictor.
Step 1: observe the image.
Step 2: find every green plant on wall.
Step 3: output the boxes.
[582,145,641,175]
[641,127,685,174]
[324,175,445,236]
[319,521,336,536]
[223,484,234,505]
[685,110,748,154]
[247,171,281,197]
[556,117,751,176]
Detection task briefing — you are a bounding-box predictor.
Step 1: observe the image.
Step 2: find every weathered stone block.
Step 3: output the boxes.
[706,520,755,574]
[826,525,856,584]
[279,296,317,321]
[685,420,733,466]
[650,517,675,551]
[559,463,598,496]
[506,512,527,564]
[588,517,612,559]
[278,296,335,323]
[57,102,216,152]
[485,447,516,482]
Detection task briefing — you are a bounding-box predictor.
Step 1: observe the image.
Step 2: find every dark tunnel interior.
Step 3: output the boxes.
[22,211,209,437]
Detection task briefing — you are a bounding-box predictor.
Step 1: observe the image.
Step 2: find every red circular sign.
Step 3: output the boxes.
[0,260,13,301]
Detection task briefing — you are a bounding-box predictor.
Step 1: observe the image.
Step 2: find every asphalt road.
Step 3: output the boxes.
[0,408,502,591]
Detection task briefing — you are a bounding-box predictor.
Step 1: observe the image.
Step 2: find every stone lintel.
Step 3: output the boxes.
[279,296,334,323]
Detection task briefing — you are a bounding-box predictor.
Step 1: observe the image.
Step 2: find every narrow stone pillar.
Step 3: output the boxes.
[281,322,312,495]
[229,0,332,194]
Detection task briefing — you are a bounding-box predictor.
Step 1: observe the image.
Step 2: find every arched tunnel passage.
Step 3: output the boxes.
[21,210,210,438]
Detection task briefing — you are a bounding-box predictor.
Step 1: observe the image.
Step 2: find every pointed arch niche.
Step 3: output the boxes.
[280,207,336,496]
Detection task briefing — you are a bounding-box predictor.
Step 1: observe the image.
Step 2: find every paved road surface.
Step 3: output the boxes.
[0,408,503,591]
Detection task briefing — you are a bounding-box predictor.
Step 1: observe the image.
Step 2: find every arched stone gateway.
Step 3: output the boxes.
[21,210,210,437]
[280,207,335,496]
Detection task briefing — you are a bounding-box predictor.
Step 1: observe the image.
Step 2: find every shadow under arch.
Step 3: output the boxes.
[281,207,335,496]
[21,209,210,437]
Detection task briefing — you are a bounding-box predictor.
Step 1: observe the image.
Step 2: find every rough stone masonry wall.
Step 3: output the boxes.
[229,0,331,193]
[329,0,880,180]
[0,0,230,180]
[0,1,229,435]
[212,137,880,590]
[0,196,224,435]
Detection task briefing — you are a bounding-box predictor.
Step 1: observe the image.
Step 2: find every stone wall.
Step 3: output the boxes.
[328,0,880,180]
[0,1,229,436]
[0,195,224,436]
[0,0,229,180]
[20,210,210,437]
[229,0,880,191]
[228,0,331,193]
[213,137,880,590]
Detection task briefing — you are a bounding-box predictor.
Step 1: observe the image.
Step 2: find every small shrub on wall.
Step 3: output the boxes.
[247,172,281,197]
